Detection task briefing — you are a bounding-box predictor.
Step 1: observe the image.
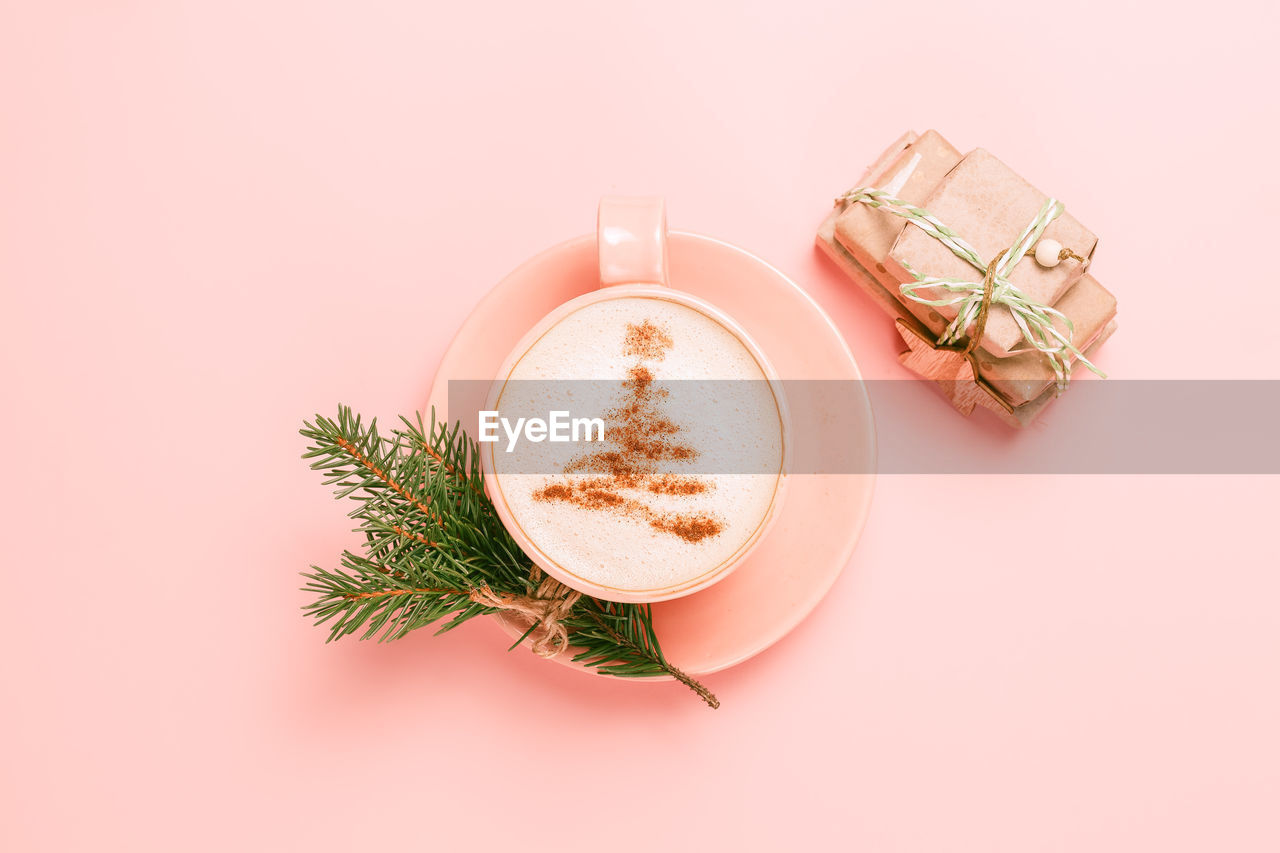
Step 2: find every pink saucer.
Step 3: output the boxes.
[427,232,876,675]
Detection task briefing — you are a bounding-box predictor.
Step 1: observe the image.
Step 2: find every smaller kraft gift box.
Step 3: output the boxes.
[817,129,1117,426]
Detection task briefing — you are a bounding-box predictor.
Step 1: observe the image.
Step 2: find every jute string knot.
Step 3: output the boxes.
[469,567,582,657]
[963,252,1004,356]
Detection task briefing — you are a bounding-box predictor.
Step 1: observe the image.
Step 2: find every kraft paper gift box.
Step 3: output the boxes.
[816,129,1118,424]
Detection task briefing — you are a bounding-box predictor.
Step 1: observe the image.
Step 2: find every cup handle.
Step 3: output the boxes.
[598,196,668,288]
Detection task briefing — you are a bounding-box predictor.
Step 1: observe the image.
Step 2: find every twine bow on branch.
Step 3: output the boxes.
[836,187,1105,392]
[469,567,582,657]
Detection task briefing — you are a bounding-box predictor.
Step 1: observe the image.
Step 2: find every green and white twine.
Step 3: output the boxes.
[838,187,1106,391]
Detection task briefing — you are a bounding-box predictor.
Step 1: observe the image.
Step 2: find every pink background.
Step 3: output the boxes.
[3,2,1277,851]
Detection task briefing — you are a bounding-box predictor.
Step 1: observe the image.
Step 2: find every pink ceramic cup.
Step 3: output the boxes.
[481,197,790,603]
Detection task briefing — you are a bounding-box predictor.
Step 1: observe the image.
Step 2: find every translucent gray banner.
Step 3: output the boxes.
[447,380,1280,474]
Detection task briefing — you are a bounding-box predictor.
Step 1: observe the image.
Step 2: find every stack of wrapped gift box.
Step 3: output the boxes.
[817,130,1118,427]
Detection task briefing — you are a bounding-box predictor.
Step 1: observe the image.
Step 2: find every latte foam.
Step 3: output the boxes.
[490,295,784,596]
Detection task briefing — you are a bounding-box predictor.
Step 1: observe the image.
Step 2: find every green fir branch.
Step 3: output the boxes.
[300,406,719,708]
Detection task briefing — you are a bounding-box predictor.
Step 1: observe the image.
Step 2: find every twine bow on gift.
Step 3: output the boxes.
[469,566,582,657]
[836,187,1106,391]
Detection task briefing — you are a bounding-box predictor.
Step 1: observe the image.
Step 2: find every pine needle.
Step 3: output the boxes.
[300,406,719,708]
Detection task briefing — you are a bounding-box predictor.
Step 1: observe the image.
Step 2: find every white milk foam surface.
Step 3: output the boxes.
[492,296,784,594]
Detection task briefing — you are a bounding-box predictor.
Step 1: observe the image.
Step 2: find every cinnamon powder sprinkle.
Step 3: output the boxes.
[533,481,723,542]
[531,318,723,544]
[622,319,674,360]
[650,513,723,543]
[646,475,708,496]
